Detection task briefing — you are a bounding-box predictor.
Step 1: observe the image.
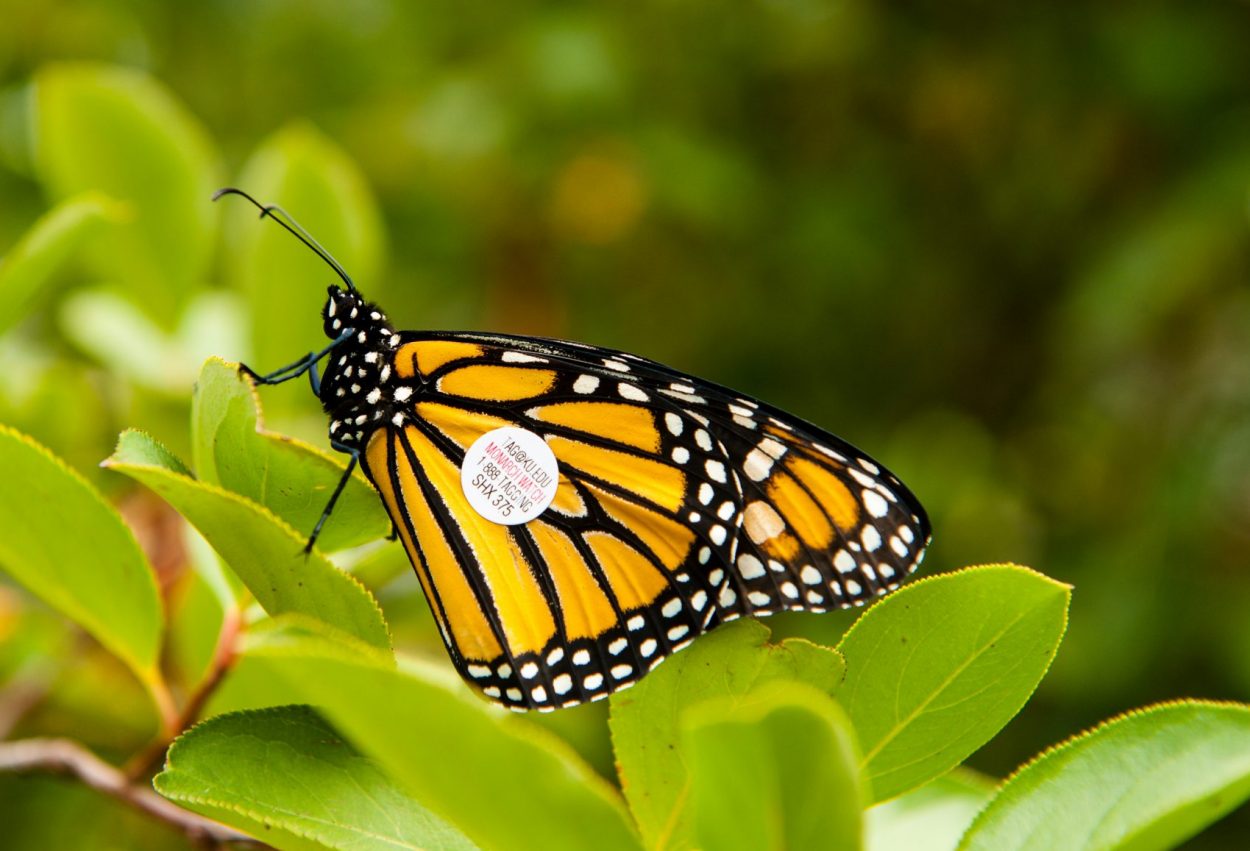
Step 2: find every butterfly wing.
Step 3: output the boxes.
[359,332,930,711]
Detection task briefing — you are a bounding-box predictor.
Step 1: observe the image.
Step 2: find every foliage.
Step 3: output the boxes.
[1,10,1249,846]
[5,384,1250,847]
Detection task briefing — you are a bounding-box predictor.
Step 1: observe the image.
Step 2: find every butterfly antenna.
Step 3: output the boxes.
[212,187,357,292]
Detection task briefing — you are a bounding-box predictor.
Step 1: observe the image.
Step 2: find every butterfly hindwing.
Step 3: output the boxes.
[361,331,929,711]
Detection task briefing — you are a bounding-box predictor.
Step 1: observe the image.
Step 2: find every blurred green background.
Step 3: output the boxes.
[1,0,1249,846]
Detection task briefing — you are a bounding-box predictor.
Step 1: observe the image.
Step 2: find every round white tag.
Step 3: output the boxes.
[461,427,560,525]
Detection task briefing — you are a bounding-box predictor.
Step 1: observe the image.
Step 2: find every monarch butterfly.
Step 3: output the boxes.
[217,187,931,712]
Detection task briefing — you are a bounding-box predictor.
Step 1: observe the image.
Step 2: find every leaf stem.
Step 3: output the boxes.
[127,604,243,781]
[0,737,261,847]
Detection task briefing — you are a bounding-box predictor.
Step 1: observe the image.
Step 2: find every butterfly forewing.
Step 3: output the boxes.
[356,330,929,711]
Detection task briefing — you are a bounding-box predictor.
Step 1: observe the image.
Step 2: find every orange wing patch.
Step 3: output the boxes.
[765,469,835,551]
[528,401,660,453]
[546,436,686,513]
[367,430,503,662]
[437,364,558,402]
[584,531,670,612]
[527,520,618,641]
[395,340,484,379]
[784,454,860,532]
[547,474,588,517]
[416,401,513,452]
[403,424,556,657]
[586,483,694,573]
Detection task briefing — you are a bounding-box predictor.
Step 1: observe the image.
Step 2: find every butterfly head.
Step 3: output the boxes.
[321,285,394,344]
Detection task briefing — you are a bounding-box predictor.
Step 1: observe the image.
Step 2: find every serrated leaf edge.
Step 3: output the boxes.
[104,430,392,650]
[958,698,1250,849]
[838,562,1071,651]
[0,423,163,673]
[203,354,375,488]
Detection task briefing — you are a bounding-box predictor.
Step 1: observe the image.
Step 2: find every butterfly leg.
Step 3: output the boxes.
[307,357,322,395]
[302,439,360,554]
[240,329,353,387]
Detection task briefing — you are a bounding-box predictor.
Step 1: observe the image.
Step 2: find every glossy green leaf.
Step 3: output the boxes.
[0,425,164,700]
[0,192,126,334]
[103,430,390,650]
[32,63,220,326]
[959,700,1250,851]
[191,357,389,551]
[225,122,384,402]
[866,770,995,851]
[610,619,845,851]
[155,705,480,851]
[682,683,865,851]
[838,565,1069,802]
[244,622,641,851]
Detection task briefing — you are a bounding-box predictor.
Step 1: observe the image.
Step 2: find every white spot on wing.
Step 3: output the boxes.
[834,550,856,574]
[737,554,766,580]
[863,490,889,518]
[744,448,774,482]
[502,351,546,363]
[743,501,786,544]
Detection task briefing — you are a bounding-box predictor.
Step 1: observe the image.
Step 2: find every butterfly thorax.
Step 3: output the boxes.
[317,286,404,450]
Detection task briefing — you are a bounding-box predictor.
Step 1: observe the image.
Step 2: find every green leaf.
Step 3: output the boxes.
[192,357,389,551]
[837,564,1069,803]
[682,683,865,851]
[155,705,480,851]
[610,619,845,851]
[0,192,126,334]
[866,770,995,851]
[958,700,1250,851]
[32,63,220,326]
[103,430,390,650]
[244,622,641,851]
[59,289,248,395]
[0,425,164,701]
[225,122,384,404]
